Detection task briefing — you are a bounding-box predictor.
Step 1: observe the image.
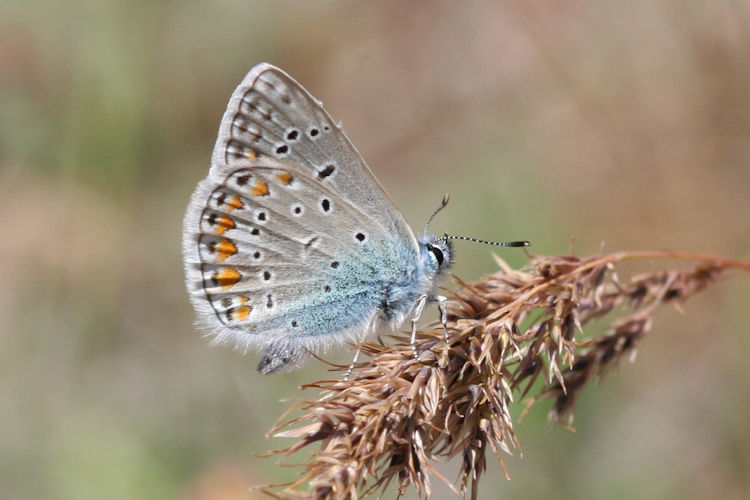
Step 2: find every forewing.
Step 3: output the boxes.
[210,63,415,247]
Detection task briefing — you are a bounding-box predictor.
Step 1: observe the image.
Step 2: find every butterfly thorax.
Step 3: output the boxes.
[377,235,454,330]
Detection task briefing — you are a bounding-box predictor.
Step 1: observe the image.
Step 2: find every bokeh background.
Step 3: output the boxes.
[2,1,749,499]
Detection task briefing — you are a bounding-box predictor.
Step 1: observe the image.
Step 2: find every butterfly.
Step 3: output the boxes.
[182,63,524,374]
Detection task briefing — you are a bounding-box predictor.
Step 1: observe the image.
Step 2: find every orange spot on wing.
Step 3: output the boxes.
[214,239,238,260]
[277,172,293,185]
[225,195,244,210]
[212,268,241,288]
[214,216,235,234]
[246,149,257,159]
[239,296,249,303]
[233,305,252,321]
[251,180,269,196]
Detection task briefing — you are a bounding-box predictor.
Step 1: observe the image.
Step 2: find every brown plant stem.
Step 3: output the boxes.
[258,249,750,500]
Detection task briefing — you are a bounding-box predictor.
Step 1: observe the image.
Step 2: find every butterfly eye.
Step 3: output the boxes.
[427,244,444,266]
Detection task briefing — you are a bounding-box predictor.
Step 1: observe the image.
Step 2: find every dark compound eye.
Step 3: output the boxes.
[428,244,444,266]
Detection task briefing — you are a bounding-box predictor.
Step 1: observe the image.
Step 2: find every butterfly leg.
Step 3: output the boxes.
[410,295,429,357]
[343,346,362,380]
[429,294,450,345]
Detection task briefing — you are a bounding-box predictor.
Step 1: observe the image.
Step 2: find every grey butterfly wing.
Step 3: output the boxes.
[183,157,415,373]
[210,63,416,247]
[184,64,428,373]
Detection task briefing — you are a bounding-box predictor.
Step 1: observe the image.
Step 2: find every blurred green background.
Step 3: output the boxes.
[1,1,749,499]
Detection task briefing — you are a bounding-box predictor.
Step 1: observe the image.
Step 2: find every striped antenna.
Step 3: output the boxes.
[423,194,530,247]
[423,194,451,235]
[444,233,530,248]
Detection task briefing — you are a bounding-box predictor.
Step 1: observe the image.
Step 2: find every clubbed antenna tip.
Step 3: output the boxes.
[423,194,451,235]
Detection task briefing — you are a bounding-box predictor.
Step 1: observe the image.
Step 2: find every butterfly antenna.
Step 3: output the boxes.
[424,194,451,235]
[444,233,530,248]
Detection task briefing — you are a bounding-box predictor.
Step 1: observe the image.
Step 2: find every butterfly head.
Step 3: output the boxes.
[420,235,454,276]
[419,193,529,278]
[419,193,453,276]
